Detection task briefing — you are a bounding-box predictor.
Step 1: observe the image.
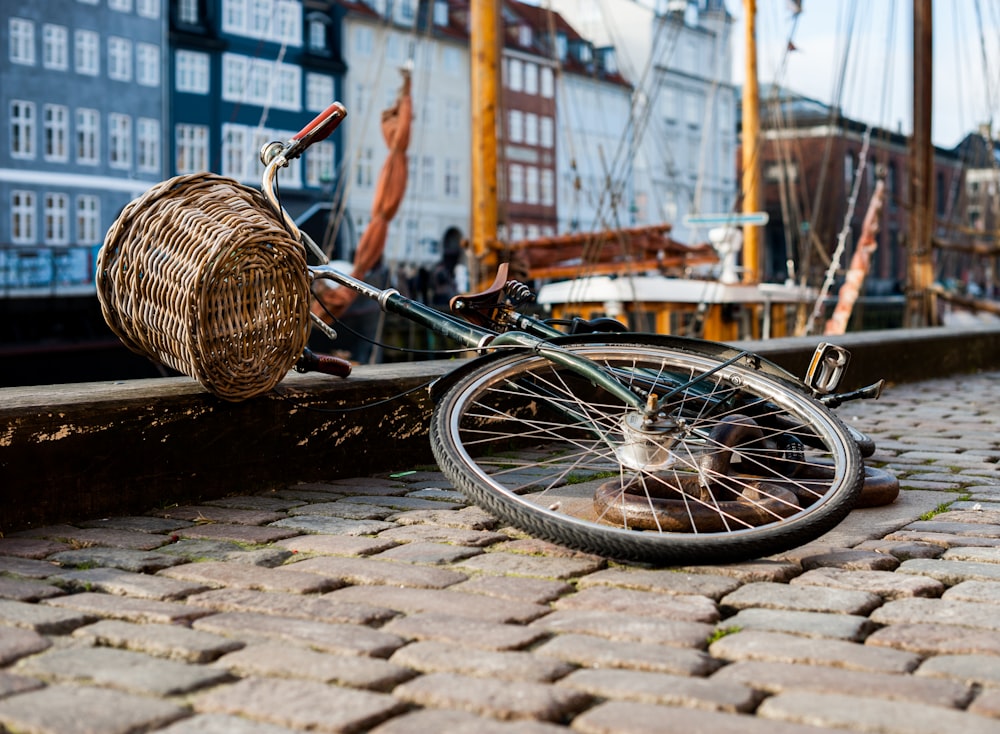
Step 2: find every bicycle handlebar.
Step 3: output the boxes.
[284,102,347,160]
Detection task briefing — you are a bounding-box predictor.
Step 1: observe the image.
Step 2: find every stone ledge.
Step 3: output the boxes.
[2,325,998,533]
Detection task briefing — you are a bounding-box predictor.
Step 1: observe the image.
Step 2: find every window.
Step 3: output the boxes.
[507,59,523,91]
[420,155,435,192]
[109,113,131,168]
[76,195,100,244]
[434,0,448,26]
[540,66,554,98]
[442,47,460,73]
[137,0,160,18]
[354,26,374,55]
[136,43,160,86]
[356,147,373,187]
[137,117,160,172]
[526,166,539,204]
[108,37,132,81]
[397,0,415,22]
[11,101,36,158]
[176,124,208,173]
[223,0,247,31]
[43,105,69,162]
[308,16,328,52]
[76,108,99,163]
[274,0,301,44]
[178,0,200,24]
[444,99,461,132]
[541,169,554,206]
[306,141,335,186]
[43,25,68,70]
[524,62,538,95]
[250,0,271,38]
[44,193,70,245]
[177,50,210,94]
[10,18,35,65]
[540,116,553,148]
[109,0,132,11]
[524,112,538,146]
[74,30,99,75]
[12,191,36,244]
[444,158,460,198]
[306,74,334,112]
[222,53,300,110]
[508,110,523,143]
[509,164,524,203]
[221,125,249,180]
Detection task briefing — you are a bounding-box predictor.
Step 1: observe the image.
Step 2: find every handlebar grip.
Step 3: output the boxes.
[296,348,353,378]
[285,102,347,160]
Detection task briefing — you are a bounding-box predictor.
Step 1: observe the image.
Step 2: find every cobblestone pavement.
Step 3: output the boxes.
[1,371,999,733]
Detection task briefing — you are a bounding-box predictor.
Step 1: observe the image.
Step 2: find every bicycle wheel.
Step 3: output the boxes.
[430,336,863,564]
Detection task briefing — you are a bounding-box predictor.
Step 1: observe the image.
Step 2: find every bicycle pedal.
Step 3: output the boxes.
[804,342,850,395]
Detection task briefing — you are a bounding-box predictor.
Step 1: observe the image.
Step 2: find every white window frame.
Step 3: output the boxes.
[420,155,435,192]
[137,117,160,173]
[11,100,36,159]
[43,24,68,70]
[509,164,524,203]
[525,166,539,204]
[176,50,210,94]
[540,116,553,148]
[356,146,374,188]
[11,191,36,245]
[76,108,100,164]
[136,43,160,87]
[444,158,460,198]
[109,113,132,169]
[178,0,199,24]
[76,195,101,245]
[108,37,133,82]
[541,169,554,206]
[540,66,554,98]
[524,62,538,96]
[306,140,335,187]
[44,193,70,246]
[306,73,334,112]
[9,18,35,66]
[43,104,69,162]
[524,112,538,146]
[176,124,209,173]
[137,0,160,18]
[108,0,133,11]
[74,29,99,75]
[508,110,523,143]
[507,58,523,92]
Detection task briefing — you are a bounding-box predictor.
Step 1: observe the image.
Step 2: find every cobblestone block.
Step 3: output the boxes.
[903,520,1000,537]
[865,622,1000,656]
[49,547,185,573]
[159,561,341,593]
[937,509,1000,525]
[0,670,44,699]
[271,488,348,502]
[273,534,397,556]
[53,567,207,600]
[393,671,592,722]
[674,560,804,583]
[0,556,60,578]
[0,626,50,665]
[720,581,883,615]
[16,645,232,696]
[0,684,186,734]
[193,676,407,732]
[285,500,396,520]
[709,630,920,673]
[44,591,213,624]
[0,576,64,602]
[720,608,874,641]
[529,610,713,649]
[369,708,566,733]
[854,539,945,560]
[576,567,740,600]
[78,516,194,534]
[871,597,1000,631]
[371,541,483,564]
[942,579,1000,603]
[0,597,95,634]
[757,690,999,734]
[268,515,395,536]
[916,654,1000,688]
[214,641,414,691]
[969,688,1000,718]
[896,558,1000,584]
[203,494,306,512]
[553,586,719,624]
[154,713,301,733]
[374,523,508,547]
[790,567,944,600]
[191,611,405,657]
[494,538,605,559]
[176,524,299,545]
[558,668,760,712]
[449,575,573,604]
[343,495,466,512]
[156,539,247,561]
[186,588,398,626]
[284,555,467,588]
[798,548,901,570]
[381,612,547,651]
[324,586,550,624]
[572,700,823,734]
[73,619,243,663]
[534,633,719,676]
[455,551,604,580]
[885,531,1000,548]
[153,505,286,525]
[32,527,172,551]
[390,639,573,682]
[391,505,499,530]
[711,660,972,708]
[942,546,1000,564]
[0,537,70,558]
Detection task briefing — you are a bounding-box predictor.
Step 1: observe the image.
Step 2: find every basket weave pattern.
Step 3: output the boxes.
[97,173,311,401]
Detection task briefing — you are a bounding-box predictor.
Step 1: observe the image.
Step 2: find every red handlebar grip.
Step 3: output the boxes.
[291,102,347,147]
[311,353,353,378]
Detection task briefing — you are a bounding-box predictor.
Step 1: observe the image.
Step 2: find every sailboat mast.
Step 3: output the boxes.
[469,0,501,287]
[741,0,761,284]
[907,0,935,326]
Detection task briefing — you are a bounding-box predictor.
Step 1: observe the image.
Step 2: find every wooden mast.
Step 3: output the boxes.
[741,0,761,284]
[469,0,501,288]
[906,0,935,326]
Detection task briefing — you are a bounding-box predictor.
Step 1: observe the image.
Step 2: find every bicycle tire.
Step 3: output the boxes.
[430,336,863,564]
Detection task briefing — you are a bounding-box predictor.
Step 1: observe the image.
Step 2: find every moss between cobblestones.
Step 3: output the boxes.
[706,626,741,645]
[918,493,972,521]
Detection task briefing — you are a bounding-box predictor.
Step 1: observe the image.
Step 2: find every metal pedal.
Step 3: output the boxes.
[804,342,851,395]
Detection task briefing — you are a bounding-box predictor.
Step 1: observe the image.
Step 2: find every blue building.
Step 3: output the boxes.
[1,0,165,342]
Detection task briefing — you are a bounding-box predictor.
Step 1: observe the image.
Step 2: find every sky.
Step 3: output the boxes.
[726,0,1000,148]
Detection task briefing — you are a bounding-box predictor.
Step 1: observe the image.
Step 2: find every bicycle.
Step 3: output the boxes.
[97,103,890,565]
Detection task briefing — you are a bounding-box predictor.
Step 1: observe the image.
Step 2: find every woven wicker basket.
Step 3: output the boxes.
[97,173,311,401]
